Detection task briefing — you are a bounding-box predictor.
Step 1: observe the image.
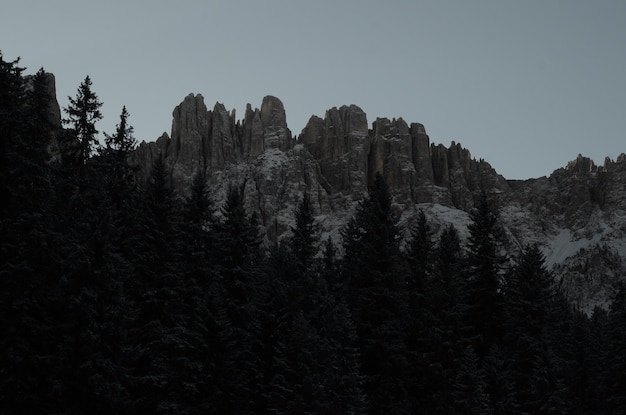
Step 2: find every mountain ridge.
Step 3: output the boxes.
[129,94,626,313]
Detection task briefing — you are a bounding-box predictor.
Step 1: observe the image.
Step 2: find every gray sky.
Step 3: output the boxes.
[2,0,625,179]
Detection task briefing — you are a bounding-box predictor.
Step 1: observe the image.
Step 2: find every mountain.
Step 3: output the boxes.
[129,94,626,313]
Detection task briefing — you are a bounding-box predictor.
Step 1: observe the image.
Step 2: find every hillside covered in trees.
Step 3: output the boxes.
[2,52,626,414]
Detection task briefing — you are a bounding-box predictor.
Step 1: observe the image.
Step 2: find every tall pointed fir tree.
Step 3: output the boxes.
[182,169,217,286]
[266,192,366,414]
[289,191,317,271]
[406,209,432,296]
[120,155,206,413]
[62,75,102,168]
[212,181,267,415]
[404,209,433,411]
[418,223,469,413]
[503,244,564,413]
[0,52,27,217]
[605,283,626,414]
[341,172,410,415]
[465,191,507,359]
[453,345,493,415]
[583,307,609,414]
[101,105,137,203]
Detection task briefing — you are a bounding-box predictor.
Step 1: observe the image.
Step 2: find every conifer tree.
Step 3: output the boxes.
[465,192,506,358]
[417,223,468,413]
[100,105,137,198]
[212,181,266,414]
[266,191,366,414]
[289,192,317,270]
[406,209,432,295]
[63,75,102,166]
[0,52,26,216]
[183,169,217,286]
[453,346,493,415]
[584,307,608,414]
[23,69,56,202]
[216,181,263,271]
[341,172,410,414]
[504,244,573,414]
[605,283,626,413]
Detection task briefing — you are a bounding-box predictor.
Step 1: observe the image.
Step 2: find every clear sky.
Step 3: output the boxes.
[2,0,625,179]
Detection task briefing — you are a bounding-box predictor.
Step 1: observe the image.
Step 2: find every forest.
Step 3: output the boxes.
[1,52,625,414]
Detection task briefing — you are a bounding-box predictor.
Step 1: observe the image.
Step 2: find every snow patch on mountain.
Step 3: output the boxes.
[543,229,595,268]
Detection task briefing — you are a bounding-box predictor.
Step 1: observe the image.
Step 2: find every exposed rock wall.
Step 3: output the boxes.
[134,94,521,213]
[130,94,626,312]
[134,94,295,189]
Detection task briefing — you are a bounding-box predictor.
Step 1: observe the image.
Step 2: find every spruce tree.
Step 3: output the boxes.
[0,52,27,216]
[404,209,434,412]
[289,192,317,270]
[605,283,626,413]
[341,172,410,414]
[266,191,366,414]
[406,209,432,295]
[212,182,266,415]
[63,75,102,166]
[465,192,506,358]
[453,346,493,415]
[182,169,217,287]
[504,244,573,414]
[417,223,468,413]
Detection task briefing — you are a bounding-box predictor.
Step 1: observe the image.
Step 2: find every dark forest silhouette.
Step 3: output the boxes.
[2,52,625,414]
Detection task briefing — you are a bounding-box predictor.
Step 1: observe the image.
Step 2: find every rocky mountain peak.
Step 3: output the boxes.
[131,94,626,313]
[260,95,287,129]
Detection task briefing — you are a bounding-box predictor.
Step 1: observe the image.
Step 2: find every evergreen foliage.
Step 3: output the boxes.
[465,191,507,358]
[605,283,626,414]
[341,172,411,414]
[3,51,625,415]
[62,75,103,166]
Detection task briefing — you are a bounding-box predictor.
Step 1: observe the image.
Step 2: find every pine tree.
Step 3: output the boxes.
[63,75,102,166]
[584,307,608,414]
[212,181,266,414]
[406,209,432,295]
[482,346,518,415]
[465,192,506,358]
[416,223,468,413]
[605,283,626,413]
[100,105,137,201]
[289,192,317,270]
[215,181,263,271]
[182,169,217,288]
[22,69,56,208]
[341,172,410,414]
[504,244,574,414]
[266,192,366,414]
[119,155,203,413]
[322,235,339,288]
[404,209,434,412]
[453,346,492,415]
[0,52,27,216]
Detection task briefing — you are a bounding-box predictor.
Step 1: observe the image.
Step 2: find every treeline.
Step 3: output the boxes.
[2,53,626,414]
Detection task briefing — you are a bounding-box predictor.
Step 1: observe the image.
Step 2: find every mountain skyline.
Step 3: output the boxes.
[2,0,625,180]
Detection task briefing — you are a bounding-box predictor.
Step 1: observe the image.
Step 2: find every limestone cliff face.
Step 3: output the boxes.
[131,94,551,219]
[299,104,370,205]
[134,94,295,188]
[132,94,626,312]
[135,94,516,238]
